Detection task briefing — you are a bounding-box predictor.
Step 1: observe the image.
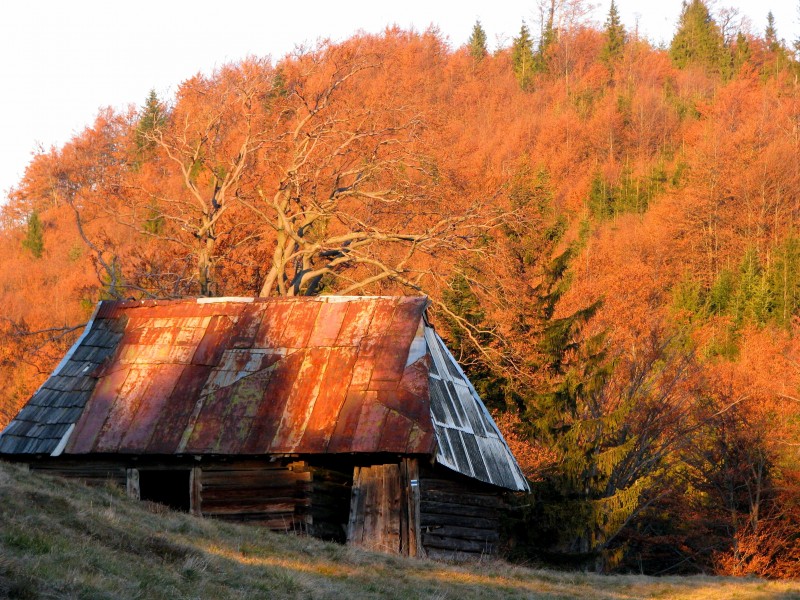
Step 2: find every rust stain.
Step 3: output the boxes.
[378,409,415,452]
[351,400,389,452]
[66,364,131,453]
[147,364,213,453]
[307,301,348,347]
[298,346,359,452]
[65,296,433,456]
[118,363,184,452]
[93,366,151,452]
[270,347,331,452]
[240,350,305,454]
[335,301,376,346]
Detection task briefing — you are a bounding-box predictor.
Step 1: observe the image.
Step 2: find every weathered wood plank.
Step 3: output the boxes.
[190,466,202,516]
[126,468,140,500]
[421,489,503,509]
[421,533,495,553]
[202,501,305,514]
[420,512,497,529]
[421,525,499,542]
[420,500,497,519]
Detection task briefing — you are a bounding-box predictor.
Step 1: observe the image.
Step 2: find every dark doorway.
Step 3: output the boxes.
[138,470,191,512]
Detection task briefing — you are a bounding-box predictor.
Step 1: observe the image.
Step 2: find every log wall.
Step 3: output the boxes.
[199,460,312,531]
[28,459,126,487]
[419,467,504,559]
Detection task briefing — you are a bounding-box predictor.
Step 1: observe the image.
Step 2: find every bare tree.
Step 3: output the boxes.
[239,44,490,297]
[124,59,277,296]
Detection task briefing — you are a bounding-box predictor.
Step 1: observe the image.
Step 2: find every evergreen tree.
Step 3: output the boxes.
[468,20,488,62]
[512,23,536,90]
[733,32,752,72]
[765,11,779,52]
[769,237,800,328]
[135,89,166,153]
[669,0,728,76]
[762,11,790,75]
[22,210,44,258]
[535,3,557,74]
[600,0,626,67]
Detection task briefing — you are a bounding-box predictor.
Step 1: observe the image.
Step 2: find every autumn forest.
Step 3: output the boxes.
[3,0,800,577]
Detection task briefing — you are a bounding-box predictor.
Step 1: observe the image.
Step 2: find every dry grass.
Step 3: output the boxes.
[0,461,798,599]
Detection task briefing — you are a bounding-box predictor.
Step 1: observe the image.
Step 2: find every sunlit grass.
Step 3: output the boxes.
[1,460,799,599]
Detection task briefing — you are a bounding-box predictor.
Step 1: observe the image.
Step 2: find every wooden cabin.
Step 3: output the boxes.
[0,296,529,558]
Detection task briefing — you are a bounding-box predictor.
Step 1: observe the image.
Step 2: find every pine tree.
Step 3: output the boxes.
[765,11,779,52]
[733,32,752,72]
[135,89,166,153]
[600,0,626,68]
[22,210,44,258]
[769,237,800,328]
[669,0,728,76]
[468,20,488,62]
[512,23,536,90]
[535,2,557,74]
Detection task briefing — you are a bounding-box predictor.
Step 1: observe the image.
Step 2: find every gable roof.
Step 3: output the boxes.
[0,296,529,491]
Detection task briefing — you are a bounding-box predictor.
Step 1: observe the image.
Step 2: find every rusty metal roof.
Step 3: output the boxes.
[0,296,529,491]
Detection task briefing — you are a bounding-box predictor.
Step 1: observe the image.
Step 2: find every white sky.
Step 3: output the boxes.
[1,0,798,204]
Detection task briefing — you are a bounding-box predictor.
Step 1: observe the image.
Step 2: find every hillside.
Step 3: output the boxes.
[0,460,798,600]
[3,1,800,576]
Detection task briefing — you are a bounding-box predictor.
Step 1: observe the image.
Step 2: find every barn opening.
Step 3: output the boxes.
[138,469,191,511]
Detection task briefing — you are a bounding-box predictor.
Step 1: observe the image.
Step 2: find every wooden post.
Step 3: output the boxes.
[126,468,140,500]
[189,466,202,516]
[401,458,423,557]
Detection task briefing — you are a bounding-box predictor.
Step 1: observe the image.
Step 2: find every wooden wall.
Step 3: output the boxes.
[198,460,311,530]
[419,466,505,560]
[19,456,510,561]
[28,459,126,488]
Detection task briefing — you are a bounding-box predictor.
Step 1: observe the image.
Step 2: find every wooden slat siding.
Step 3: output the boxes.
[347,467,366,546]
[198,461,311,532]
[418,469,505,559]
[347,463,410,555]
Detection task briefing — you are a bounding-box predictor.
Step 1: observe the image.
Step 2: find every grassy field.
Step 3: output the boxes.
[1,461,799,599]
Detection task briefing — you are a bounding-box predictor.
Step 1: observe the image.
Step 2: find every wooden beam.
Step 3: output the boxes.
[126,468,140,500]
[190,466,202,516]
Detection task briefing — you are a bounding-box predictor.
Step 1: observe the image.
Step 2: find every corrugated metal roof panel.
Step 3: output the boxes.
[424,327,530,492]
[40,297,432,456]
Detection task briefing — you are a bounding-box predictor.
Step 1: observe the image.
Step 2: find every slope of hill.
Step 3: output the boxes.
[1,460,798,600]
[4,6,800,576]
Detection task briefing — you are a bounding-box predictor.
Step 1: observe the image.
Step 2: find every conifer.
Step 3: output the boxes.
[669,0,728,76]
[468,20,488,62]
[512,23,536,90]
[22,210,44,258]
[135,89,166,153]
[765,11,779,52]
[600,0,626,67]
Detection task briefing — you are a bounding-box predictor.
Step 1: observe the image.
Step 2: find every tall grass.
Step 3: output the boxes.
[0,461,798,599]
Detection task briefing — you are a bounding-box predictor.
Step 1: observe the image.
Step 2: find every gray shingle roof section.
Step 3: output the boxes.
[0,308,123,455]
[424,327,530,492]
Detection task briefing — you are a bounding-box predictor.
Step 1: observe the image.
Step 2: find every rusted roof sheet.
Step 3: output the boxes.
[11,296,431,457]
[0,296,529,491]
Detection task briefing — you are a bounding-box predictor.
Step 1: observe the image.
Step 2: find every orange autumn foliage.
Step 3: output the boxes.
[1,21,800,575]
